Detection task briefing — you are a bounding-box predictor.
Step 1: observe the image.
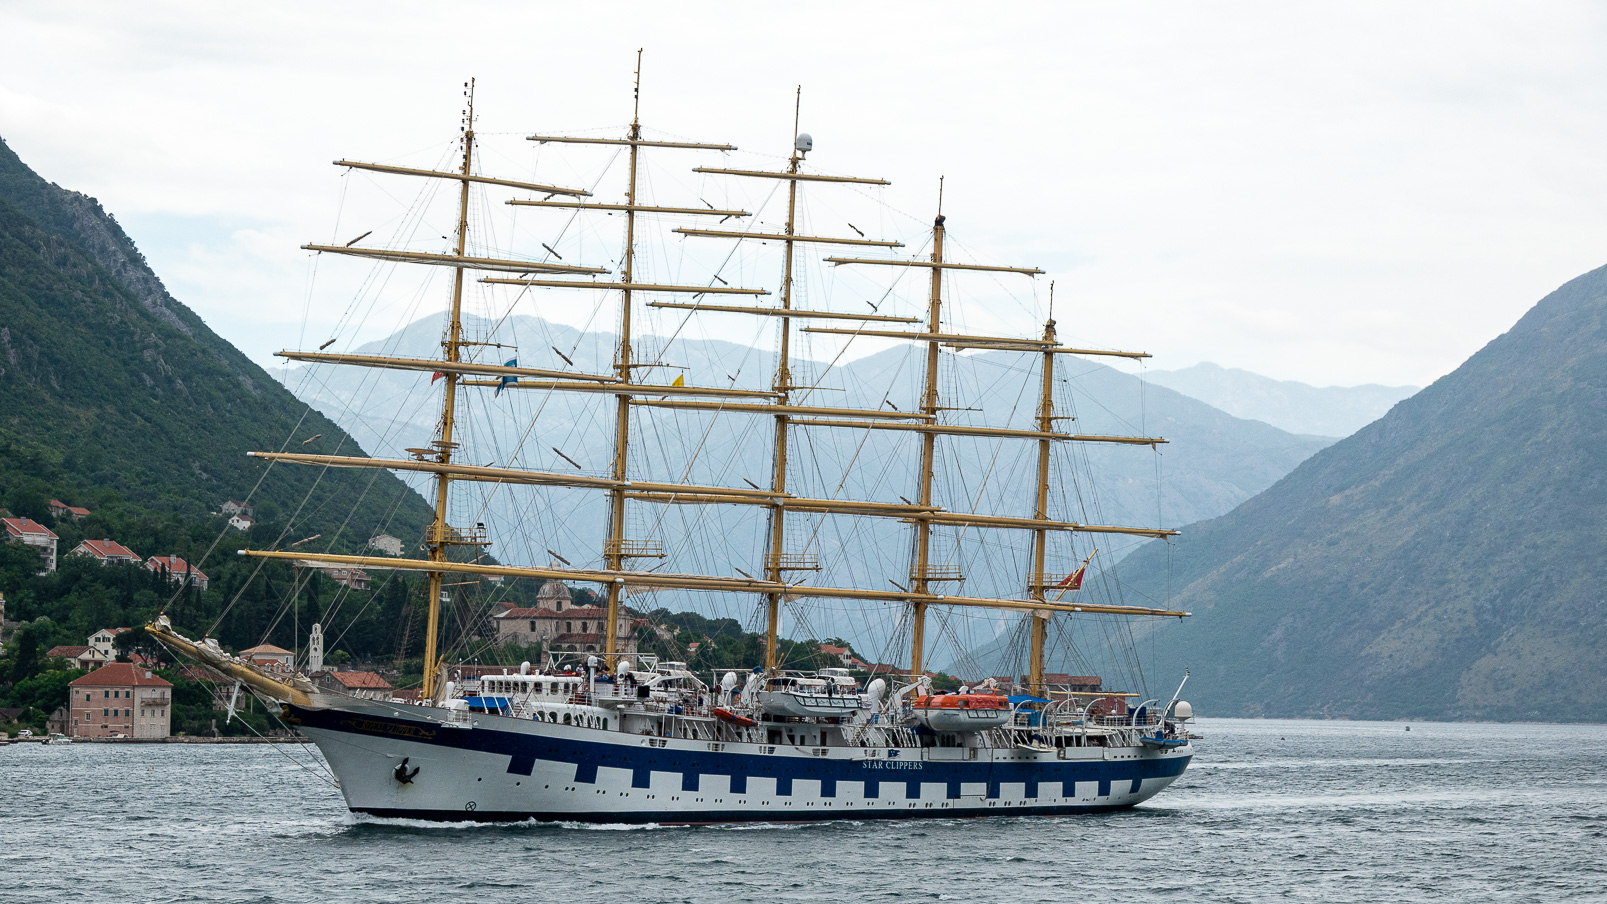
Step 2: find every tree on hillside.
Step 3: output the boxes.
[4,617,52,684]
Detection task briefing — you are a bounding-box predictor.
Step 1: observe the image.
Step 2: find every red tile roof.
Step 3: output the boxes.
[241,644,293,656]
[819,644,850,655]
[326,670,393,690]
[3,517,57,540]
[46,645,93,659]
[76,539,140,560]
[146,555,207,579]
[69,662,172,688]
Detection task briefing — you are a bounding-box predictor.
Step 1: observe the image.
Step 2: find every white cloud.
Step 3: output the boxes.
[4,1,1606,387]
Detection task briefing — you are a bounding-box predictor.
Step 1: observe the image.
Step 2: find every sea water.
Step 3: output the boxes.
[3,718,1603,903]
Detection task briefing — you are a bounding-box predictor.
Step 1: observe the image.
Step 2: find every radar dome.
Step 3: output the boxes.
[1173,701,1193,720]
[795,133,813,153]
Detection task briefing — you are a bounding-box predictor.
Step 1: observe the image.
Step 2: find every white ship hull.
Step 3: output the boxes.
[288,698,1192,824]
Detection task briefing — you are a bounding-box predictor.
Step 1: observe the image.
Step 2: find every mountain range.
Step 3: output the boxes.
[285,314,1338,547]
[1144,362,1417,437]
[1111,265,1607,723]
[282,313,1342,665]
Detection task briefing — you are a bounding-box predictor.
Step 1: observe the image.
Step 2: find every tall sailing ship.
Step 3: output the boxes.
[151,64,1198,823]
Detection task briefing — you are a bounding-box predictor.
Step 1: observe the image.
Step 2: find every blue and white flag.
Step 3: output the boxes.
[495,358,518,397]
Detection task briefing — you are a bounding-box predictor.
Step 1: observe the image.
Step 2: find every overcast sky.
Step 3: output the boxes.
[4,1,1606,389]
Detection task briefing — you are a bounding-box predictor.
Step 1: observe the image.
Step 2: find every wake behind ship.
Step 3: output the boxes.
[151,62,1199,824]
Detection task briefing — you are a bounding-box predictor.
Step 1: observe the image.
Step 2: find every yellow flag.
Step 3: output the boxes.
[672,374,685,387]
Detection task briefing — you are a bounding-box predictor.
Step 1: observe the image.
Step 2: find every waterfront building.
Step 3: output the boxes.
[67,663,172,739]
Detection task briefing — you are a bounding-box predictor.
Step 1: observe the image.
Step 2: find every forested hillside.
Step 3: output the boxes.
[0,135,440,734]
[0,135,431,543]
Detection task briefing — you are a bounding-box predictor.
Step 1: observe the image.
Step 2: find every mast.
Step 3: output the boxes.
[421,79,477,699]
[252,92,1191,694]
[909,195,946,677]
[1027,314,1058,697]
[602,51,645,667]
[762,89,805,672]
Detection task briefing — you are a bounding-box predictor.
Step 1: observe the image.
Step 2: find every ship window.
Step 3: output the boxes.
[563,713,571,724]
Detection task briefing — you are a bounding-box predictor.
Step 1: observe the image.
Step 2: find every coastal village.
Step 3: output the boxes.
[2,495,1105,742]
[1,499,1107,742]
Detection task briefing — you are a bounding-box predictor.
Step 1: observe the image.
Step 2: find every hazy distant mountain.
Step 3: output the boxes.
[1111,265,1607,723]
[286,314,1333,548]
[284,314,1335,659]
[1144,362,1417,437]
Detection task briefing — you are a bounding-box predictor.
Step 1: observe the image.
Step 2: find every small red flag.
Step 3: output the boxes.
[1057,564,1087,591]
[430,372,445,384]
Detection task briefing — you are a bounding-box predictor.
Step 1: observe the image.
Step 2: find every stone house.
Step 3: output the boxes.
[3,517,58,574]
[313,670,394,701]
[48,500,91,521]
[818,643,854,667]
[1028,674,1103,695]
[490,582,638,655]
[67,663,173,739]
[322,567,370,591]
[240,644,295,671]
[45,645,110,670]
[220,500,253,518]
[88,627,130,660]
[367,533,403,556]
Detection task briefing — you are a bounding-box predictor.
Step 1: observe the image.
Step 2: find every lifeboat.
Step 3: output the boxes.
[753,676,865,718]
[910,693,1014,731]
[711,707,757,727]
